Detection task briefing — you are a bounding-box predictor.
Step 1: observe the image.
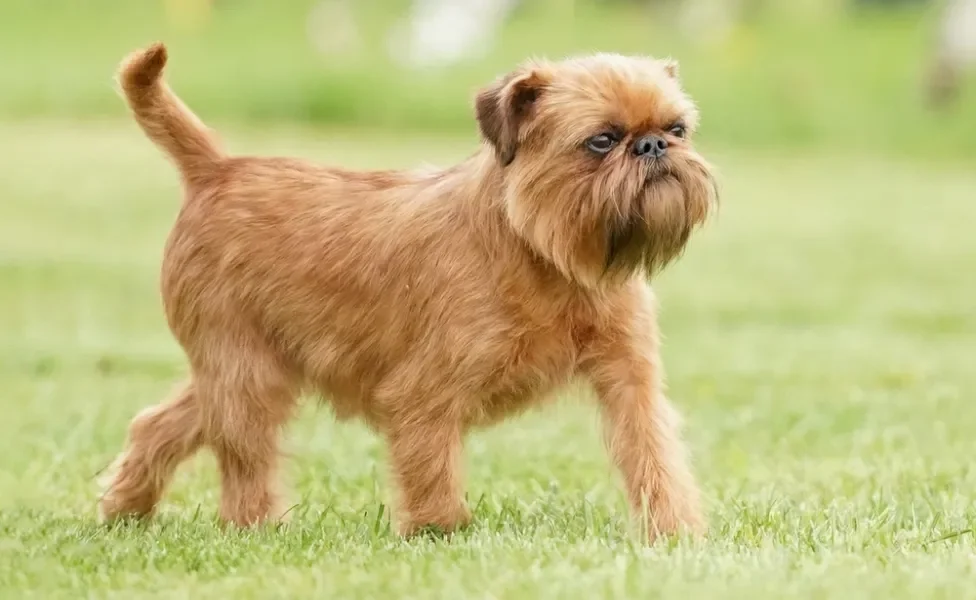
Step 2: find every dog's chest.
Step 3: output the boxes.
[470,312,594,425]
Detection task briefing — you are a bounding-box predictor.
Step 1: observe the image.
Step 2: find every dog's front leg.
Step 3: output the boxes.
[583,318,705,541]
[387,415,470,536]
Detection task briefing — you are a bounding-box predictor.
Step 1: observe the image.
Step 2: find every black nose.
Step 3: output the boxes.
[633,134,668,158]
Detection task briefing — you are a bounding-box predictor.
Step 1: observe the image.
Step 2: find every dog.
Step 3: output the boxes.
[99,43,717,541]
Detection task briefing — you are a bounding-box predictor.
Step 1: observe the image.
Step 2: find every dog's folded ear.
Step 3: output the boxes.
[475,67,549,167]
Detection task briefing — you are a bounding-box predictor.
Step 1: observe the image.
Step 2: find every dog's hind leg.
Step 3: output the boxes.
[198,348,299,528]
[99,380,204,522]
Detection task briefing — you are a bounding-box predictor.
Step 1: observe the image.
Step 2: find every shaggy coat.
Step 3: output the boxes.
[99,43,716,540]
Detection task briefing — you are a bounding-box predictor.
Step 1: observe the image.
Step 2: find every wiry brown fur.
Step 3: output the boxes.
[99,43,717,541]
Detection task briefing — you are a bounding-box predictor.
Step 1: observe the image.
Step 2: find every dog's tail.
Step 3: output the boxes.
[117,43,223,184]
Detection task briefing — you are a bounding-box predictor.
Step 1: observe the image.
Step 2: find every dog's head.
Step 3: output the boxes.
[476,54,717,287]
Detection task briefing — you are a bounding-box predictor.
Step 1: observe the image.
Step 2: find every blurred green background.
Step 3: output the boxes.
[1,0,973,158]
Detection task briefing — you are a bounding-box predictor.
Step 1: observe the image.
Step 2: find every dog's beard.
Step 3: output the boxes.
[602,152,717,281]
[504,150,716,288]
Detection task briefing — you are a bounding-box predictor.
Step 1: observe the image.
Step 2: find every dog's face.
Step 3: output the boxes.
[476,54,717,287]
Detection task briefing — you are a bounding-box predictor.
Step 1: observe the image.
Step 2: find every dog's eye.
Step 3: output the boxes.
[586,133,618,154]
[668,123,687,138]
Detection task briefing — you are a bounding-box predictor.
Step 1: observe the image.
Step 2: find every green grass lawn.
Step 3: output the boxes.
[1,119,974,598]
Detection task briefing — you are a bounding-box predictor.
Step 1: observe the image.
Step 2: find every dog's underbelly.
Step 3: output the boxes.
[466,334,580,427]
[471,383,571,428]
[294,316,582,432]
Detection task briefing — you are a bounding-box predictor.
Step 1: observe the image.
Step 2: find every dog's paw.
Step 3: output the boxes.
[645,507,707,544]
[397,505,472,539]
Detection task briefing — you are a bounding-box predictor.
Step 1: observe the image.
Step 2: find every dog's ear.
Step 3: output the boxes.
[475,68,549,166]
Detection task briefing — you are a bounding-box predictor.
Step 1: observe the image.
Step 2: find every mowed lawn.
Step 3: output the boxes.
[0,119,974,598]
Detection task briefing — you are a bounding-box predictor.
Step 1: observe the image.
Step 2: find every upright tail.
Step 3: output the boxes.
[117,43,223,183]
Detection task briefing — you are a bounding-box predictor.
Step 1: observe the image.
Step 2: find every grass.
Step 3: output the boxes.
[1,118,975,598]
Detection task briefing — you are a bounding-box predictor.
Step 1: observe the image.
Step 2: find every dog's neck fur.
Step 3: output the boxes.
[433,147,631,311]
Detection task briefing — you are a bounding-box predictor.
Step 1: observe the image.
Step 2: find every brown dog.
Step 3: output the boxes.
[99,43,717,541]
